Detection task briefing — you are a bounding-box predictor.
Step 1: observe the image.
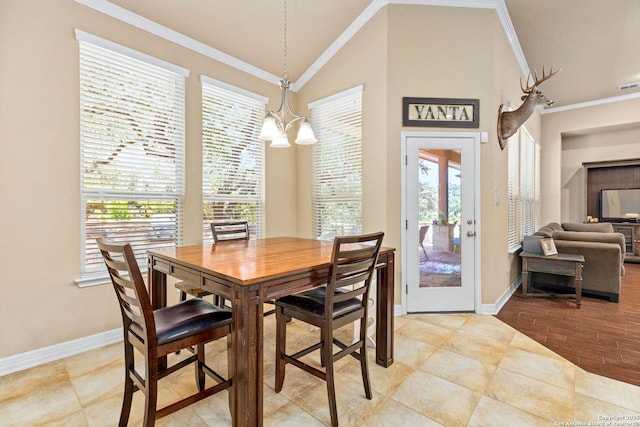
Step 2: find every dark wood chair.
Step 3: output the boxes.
[274,232,384,427]
[97,237,233,427]
[174,220,250,305]
[211,220,280,316]
[211,220,250,244]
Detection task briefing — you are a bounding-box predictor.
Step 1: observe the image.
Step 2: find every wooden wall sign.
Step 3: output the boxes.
[403,97,479,128]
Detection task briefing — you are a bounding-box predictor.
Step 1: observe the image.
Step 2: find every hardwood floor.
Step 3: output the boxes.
[496,262,640,387]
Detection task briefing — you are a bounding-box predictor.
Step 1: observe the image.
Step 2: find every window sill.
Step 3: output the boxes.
[508,245,523,255]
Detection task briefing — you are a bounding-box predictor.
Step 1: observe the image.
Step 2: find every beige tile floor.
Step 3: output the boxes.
[2,313,640,426]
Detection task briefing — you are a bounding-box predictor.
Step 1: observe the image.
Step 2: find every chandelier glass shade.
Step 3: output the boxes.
[259,0,317,148]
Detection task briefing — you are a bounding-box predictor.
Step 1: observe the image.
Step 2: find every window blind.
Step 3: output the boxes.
[79,37,186,278]
[201,76,265,242]
[310,86,363,238]
[507,127,540,253]
[534,144,541,232]
[519,127,537,238]
[507,133,520,251]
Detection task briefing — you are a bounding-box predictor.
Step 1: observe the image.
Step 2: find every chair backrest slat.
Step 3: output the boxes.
[326,232,384,314]
[335,273,370,290]
[211,220,250,244]
[337,246,377,259]
[97,237,156,346]
[336,259,373,276]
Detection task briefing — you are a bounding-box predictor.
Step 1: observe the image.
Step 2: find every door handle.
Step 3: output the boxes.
[466,231,475,237]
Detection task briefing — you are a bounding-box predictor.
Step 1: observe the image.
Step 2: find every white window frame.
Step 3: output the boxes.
[310,85,364,238]
[76,31,188,286]
[201,75,266,243]
[508,126,541,253]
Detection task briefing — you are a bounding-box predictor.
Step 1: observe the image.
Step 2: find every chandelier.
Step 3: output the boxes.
[259,0,317,148]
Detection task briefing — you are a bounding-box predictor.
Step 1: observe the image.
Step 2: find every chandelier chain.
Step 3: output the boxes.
[259,0,316,146]
[283,0,288,80]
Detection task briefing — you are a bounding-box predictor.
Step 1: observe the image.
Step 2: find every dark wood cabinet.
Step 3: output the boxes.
[612,223,640,262]
[583,158,640,221]
[583,159,640,263]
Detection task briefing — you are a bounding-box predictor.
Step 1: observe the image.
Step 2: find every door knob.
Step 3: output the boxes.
[466,231,475,237]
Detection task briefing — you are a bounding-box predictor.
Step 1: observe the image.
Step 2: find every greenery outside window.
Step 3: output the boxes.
[201,76,265,242]
[77,31,187,284]
[311,86,363,238]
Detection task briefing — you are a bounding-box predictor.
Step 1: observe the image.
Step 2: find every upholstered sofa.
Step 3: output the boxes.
[523,222,625,302]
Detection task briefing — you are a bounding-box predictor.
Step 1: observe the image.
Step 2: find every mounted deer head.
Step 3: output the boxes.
[497,64,560,150]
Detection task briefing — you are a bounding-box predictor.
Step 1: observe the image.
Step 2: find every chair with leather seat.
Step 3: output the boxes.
[274,232,384,427]
[97,237,233,427]
[174,220,250,306]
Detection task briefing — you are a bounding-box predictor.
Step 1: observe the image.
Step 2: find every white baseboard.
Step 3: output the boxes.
[478,278,521,315]
[2,299,498,376]
[2,306,408,376]
[0,329,122,376]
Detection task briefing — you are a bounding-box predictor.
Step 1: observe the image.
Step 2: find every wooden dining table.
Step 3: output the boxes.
[147,236,395,427]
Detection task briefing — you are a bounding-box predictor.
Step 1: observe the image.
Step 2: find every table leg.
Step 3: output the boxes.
[230,285,263,427]
[375,252,394,367]
[521,264,530,297]
[149,259,168,370]
[149,262,167,310]
[575,263,583,309]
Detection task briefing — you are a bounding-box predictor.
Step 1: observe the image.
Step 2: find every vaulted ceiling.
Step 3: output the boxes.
[105,0,640,110]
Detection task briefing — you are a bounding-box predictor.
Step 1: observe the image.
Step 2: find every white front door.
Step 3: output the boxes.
[402,132,478,312]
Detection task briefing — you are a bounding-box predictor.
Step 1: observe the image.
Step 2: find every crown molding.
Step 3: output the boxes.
[541,91,640,114]
[293,0,387,91]
[492,0,530,78]
[75,0,282,86]
[296,0,529,90]
[75,0,636,115]
[76,0,524,92]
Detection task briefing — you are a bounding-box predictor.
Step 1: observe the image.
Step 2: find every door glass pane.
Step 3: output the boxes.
[418,149,461,288]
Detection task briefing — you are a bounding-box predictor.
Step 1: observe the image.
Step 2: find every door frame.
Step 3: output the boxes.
[400,131,482,314]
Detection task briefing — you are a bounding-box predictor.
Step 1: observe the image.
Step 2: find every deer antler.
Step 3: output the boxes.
[520,63,560,93]
[500,63,561,150]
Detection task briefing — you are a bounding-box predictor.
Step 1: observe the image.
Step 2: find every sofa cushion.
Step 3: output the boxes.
[533,222,564,237]
[522,235,544,254]
[534,227,554,238]
[561,222,614,233]
[553,240,622,297]
[552,230,624,250]
[552,230,626,275]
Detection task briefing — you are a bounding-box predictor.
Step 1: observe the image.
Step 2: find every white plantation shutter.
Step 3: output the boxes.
[78,32,186,281]
[201,76,265,243]
[507,133,520,251]
[534,144,541,232]
[520,127,537,237]
[310,86,363,238]
[507,127,540,252]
